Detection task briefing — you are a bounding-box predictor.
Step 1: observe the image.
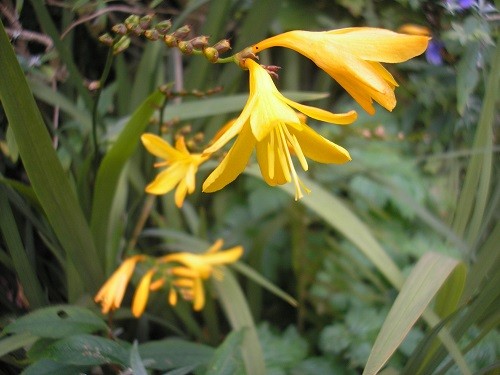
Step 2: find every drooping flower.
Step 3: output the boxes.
[94,255,145,314]
[160,239,244,311]
[202,58,356,199]
[251,28,430,115]
[141,134,209,207]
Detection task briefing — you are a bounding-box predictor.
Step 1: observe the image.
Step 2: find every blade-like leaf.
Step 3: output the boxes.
[90,90,165,270]
[205,330,245,375]
[0,21,103,290]
[363,252,466,375]
[0,187,46,308]
[213,268,266,375]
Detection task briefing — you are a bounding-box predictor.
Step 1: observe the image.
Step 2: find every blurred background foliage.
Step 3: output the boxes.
[0,0,498,374]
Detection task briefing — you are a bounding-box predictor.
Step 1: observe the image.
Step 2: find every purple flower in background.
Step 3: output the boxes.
[426,40,444,65]
[458,0,476,9]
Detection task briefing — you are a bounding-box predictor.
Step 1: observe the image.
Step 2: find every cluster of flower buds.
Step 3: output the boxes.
[99,14,232,62]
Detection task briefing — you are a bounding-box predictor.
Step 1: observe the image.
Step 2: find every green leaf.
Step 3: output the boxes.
[90,90,165,271]
[161,91,329,122]
[244,165,405,289]
[0,332,38,357]
[456,41,480,115]
[0,187,46,308]
[205,330,245,375]
[213,268,266,374]
[21,360,88,375]
[130,341,147,375]
[4,305,108,339]
[31,334,129,367]
[138,338,214,371]
[0,21,103,291]
[363,252,465,375]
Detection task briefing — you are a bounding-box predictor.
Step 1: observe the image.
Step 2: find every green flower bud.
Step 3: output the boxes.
[213,39,231,54]
[178,40,193,55]
[203,47,219,63]
[163,34,177,47]
[172,25,191,39]
[189,35,209,49]
[111,23,127,35]
[124,15,140,30]
[144,29,160,41]
[98,33,114,46]
[113,35,131,55]
[155,20,172,34]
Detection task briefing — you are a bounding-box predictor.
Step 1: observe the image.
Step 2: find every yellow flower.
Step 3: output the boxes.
[131,268,156,317]
[141,134,209,207]
[202,58,356,199]
[251,28,430,115]
[94,255,145,314]
[161,239,244,311]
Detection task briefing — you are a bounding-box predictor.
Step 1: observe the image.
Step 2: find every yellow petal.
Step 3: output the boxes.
[174,179,189,208]
[203,96,255,154]
[255,131,289,186]
[203,124,255,192]
[290,124,351,164]
[145,163,186,194]
[132,269,155,317]
[141,133,182,160]
[325,27,430,63]
[282,97,357,125]
[192,277,205,311]
[201,246,244,266]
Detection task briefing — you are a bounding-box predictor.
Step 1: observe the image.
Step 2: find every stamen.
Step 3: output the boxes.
[277,125,302,199]
[283,126,308,171]
[154,161,169,168]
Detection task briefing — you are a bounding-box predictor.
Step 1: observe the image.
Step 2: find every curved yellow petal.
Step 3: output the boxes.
[145,164,186,195]
[290,124,351,164]
[203,95,255,154]
[132,269,155,317]
[192,277,205,311]
[174,179,189,208]
[203,125,255,193]
[202,246,244,265]
[325,27,430,63]
[282,97,357,125]
[141,133,182,160]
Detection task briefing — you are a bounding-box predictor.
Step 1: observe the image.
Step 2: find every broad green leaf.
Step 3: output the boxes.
[138,338,214,371]
[90,90,165,270]
[0,21,103,290]
[434,263,467,319]
[205,330,245,375]
[0,332,38,357]
[213,268,266,375]
[31,334,129,367]
[4,305,108,339]
[363,252,465,375]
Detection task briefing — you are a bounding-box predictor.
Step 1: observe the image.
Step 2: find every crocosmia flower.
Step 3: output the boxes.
[141,134,209,207]
[251,28,429,114]
[94,255,145,314]
[202,58,356,200]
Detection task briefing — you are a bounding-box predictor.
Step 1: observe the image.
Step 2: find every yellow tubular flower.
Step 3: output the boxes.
[162,239,243,279]
[94,255,145,314]
[251,28,430,115]
[141,134,209,207]
[203,59,356,199]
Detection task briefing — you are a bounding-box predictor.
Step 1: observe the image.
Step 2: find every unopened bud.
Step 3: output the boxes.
[124,15,140,30]
[87,80,101,91]
[213,39,231,54]
[144,29,160,40]
[203,47,219,63]
[178,40,193,54]
[113,35,130,55]
[155,20,172,34]
[235,47,258,69]
[139,14,154,29]
[98,33,114,46]
[172,25,191,40]
[112,23,127,35]
[131,25,144,36]
[189,35,209,49]
[163,34,177,47]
